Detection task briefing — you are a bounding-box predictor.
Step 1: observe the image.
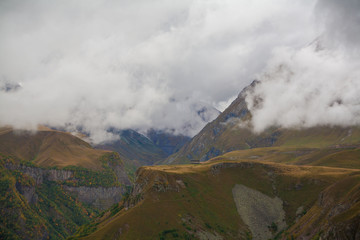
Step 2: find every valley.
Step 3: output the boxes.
[1,1,359,239]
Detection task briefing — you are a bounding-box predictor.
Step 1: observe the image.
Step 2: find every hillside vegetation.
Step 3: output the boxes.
[71,151,360,239]
[0,128,130,239]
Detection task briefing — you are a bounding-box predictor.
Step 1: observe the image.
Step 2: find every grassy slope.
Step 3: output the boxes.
[216,145,360,169]
[0,127,110,170]
[72,156,360,240]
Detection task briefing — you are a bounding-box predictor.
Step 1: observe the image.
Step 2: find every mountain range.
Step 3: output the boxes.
[68,82,360,240]
[1,81,360,240]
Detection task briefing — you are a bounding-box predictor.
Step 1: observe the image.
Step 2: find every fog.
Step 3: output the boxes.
[1,0,357,143]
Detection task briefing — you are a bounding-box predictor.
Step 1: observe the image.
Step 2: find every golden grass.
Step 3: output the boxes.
[0,127,110,170]
[77,155,360,239]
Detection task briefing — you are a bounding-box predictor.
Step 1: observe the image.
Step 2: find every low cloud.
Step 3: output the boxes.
[2,0,351,143]
[246,0,360,132]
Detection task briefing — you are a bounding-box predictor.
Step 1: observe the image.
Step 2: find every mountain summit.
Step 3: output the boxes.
[166,81,360,164]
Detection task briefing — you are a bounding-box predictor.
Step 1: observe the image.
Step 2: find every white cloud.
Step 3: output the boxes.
[246,0,360,132]
[0,0,327,142]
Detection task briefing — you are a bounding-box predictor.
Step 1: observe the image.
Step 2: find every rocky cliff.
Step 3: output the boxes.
[5,157,129,210]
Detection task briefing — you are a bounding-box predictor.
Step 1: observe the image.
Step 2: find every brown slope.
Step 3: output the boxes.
[70,157,360,240]
[0,126,109,170]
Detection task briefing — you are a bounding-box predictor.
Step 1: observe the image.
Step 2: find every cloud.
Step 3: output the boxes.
[0,0,322,142]
[246,0,360,132]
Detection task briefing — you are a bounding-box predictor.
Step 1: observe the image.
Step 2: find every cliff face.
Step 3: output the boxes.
[0,152,130,240]
[64,186,124,210]
[5,161,129,210]
[6,163,73,184]
[0,127,132,239]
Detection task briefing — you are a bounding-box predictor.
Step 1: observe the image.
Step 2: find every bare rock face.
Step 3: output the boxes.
[15,182,38,204]
[6,163,130,210]
[232,184,286,240]
[63,186,124,210]
[5,163,73,185]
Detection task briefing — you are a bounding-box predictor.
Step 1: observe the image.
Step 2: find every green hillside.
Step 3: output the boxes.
[69,156,360,239]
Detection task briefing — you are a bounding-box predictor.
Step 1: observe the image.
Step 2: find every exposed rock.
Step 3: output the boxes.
[110,163,132,186]
[295,206,305,222]
[63,186,124,210]
[196,230,224,240]
[211,162,254,175]
[5,163,129,210]
[232,184,286,240]
[15,182,38,204]
[5,163,73,185]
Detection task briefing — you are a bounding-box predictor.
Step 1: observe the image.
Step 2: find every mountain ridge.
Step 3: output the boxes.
[166,81,360,164]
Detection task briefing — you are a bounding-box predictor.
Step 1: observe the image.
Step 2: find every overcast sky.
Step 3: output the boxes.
[0,0,358,143]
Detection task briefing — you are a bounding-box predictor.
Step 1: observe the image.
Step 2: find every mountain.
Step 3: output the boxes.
[0,127,130,239]
[95,129,191,180]
[146,129,191,156]
[68,81,360,240]
[0,126,113,170]
[165,81,360,164]
[70,149,360,239]
[95,129,168,179]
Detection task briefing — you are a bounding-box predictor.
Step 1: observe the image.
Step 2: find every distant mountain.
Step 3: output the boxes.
[193,102,221,122]
[96,129,167,168]
[95,128,191,180]
[166,81,360,164]
[0,127,130,239]
[146,129,191,156]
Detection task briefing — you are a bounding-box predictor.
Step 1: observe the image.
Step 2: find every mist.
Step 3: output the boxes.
[1,0,357,143]
[246,0,360,132]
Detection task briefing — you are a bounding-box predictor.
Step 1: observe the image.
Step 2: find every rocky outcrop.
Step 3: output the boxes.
[289,174,360,239]
[5,163,73,185]
[63,186,124,210]
[110,163,132,186]
[232,184,286,240]
[211,162,254,175]
[5,163,129,210]
[123,167,187,209]
[15,182,38,204]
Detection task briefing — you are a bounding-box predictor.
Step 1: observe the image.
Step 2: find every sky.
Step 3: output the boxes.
[0,0,358,143]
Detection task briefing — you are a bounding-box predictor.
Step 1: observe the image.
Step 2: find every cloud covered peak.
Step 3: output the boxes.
[0,0,358,142]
